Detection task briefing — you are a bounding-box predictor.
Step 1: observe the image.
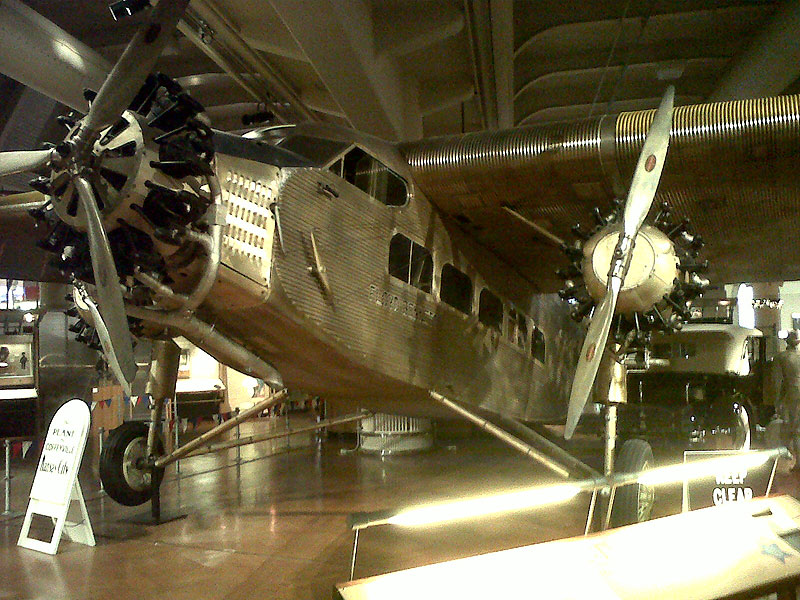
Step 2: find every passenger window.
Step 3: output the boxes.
[440,264,472,315]
[532,327,546,363]
[508,308,528,350]
[479,289,503,332]
[388,233,432,293]
[342,147,407,206]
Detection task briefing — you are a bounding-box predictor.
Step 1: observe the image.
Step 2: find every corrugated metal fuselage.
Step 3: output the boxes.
[198,144,582,422]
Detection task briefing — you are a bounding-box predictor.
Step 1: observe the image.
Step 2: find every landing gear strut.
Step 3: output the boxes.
[99,340,183,523]
[143,340,181,524]
[597,358,655,530]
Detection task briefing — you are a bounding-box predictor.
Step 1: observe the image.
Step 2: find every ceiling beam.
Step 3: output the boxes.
[269,0,422,141]
[0,0,110,112]
[464,0,513,130]
[709,0,800,101]
[376,5,464,58]
[420,79,475,117]
[182,1,317,123]
[490,1,514,129]
[464,0,496,129]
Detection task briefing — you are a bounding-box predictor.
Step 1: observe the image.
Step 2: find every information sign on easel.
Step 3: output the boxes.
[18,399,95,554]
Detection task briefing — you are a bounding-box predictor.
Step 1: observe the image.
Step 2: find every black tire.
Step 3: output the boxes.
[99,421,164,506]
[610,439,655,528]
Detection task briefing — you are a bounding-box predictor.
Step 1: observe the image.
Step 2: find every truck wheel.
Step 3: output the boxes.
[99,421,164,506]
[610,439,655,528]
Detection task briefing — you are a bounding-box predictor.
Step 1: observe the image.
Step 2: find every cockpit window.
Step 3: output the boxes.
[340,147,408,206]
[277,135,349,166]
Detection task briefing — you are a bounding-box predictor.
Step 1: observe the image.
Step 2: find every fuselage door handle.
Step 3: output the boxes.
[307,230,333,300]
[317,182,339,199]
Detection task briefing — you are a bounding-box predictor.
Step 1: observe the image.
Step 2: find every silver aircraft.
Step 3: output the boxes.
[0,2,798,524]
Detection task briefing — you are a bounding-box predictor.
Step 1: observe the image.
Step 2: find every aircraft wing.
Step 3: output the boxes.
[401,94,800,291]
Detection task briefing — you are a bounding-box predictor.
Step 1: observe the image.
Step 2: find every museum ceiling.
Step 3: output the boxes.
[1,0,798,287]
[5,0,793,141]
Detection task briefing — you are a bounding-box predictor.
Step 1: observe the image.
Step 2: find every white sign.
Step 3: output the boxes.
[682,449,778,513]
[18,399,95,554]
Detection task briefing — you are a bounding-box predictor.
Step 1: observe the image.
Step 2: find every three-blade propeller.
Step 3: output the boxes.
[0,0,190,394]
[564,86,675,440]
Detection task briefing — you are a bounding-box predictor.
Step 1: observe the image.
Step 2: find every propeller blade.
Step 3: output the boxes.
[80,0,190,138]
[564,276,621,440]
[74,285,133,396]
[0,149,52,178]
[0,191,47,209]
[622,85,675,238]
[73,176,136,391]
[564,87,675,440]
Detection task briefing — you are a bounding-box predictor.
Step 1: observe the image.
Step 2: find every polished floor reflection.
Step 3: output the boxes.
[1,419,797,600]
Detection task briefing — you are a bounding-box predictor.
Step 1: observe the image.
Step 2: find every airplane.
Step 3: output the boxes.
[0,1,798,528]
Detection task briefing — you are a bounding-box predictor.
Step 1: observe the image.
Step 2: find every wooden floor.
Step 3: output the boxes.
[1,419,799,600]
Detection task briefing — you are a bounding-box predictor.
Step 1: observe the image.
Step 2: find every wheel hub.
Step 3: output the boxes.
[122,437,152,492]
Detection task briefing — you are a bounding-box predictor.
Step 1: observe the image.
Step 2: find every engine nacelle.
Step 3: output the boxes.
[582,224,679,314]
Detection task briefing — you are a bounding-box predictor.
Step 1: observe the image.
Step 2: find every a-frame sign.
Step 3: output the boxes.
[18,399,95,554]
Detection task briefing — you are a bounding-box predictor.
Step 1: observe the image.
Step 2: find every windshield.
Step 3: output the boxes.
[244,126,349,167]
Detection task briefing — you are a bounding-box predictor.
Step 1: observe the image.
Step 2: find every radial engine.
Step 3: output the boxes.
[558,200,709,361]
[28,74,219,349]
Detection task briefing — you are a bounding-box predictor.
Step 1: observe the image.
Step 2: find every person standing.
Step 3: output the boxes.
[774,330,800,468]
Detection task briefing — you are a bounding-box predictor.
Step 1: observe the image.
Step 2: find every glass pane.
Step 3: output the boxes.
[441,264,472,315]
[479,289,503,331]
[517,315,528,350]
[409,243,433,293]
[388,234,432,293]
[532,327,546,363]
[389,234,412,282]
[343,147,407,206]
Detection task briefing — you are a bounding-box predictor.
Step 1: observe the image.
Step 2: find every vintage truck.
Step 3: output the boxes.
[619,321,767,450]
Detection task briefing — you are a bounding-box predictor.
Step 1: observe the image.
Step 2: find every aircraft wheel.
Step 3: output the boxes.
[610,439,655,528]
[100,421,164,506]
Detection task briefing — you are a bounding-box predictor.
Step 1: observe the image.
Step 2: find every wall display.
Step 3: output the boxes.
[17,399,94,554]
[0,333,37,438]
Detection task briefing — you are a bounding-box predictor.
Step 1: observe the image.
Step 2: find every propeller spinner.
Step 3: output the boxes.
[564,86,675,440]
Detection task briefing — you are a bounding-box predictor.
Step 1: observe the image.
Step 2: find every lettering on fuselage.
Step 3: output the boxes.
[368,284,434,324]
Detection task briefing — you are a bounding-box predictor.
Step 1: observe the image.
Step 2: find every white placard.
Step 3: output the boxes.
[18,399,95,554]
